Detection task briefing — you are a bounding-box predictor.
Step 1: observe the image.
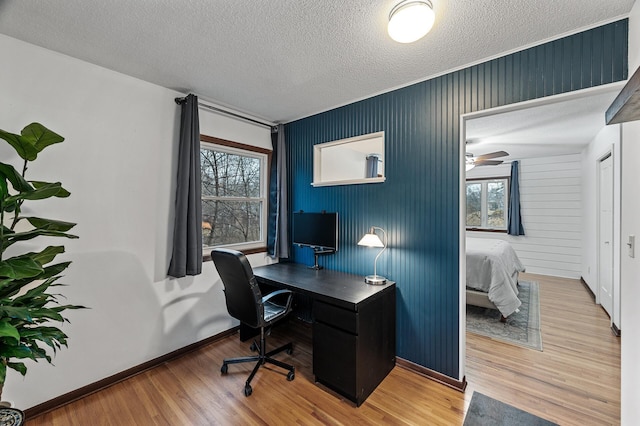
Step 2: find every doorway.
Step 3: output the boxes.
[459,82,625,382]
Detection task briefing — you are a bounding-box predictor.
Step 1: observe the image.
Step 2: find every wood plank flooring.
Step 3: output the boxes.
[26,273,620,425]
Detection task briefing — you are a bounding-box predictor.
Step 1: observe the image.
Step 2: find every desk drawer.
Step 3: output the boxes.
[313,300,357,334]
[313,321,357,399]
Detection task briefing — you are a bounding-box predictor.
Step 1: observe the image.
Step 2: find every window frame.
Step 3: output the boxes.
[465,176,510,232]
[200,134,271,258]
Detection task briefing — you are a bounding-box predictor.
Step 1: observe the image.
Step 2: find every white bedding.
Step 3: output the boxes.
[466,237,526,317]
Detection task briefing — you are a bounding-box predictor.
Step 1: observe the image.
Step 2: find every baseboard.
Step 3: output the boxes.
[611,322,621,337]
[24,326,240,419]
[396,357,467,392]
[580,276,596,302]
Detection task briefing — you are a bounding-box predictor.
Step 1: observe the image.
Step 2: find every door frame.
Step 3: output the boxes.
[458,82,625,380]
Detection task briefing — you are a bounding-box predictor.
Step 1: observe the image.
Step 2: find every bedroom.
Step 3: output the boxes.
[0,1,638,424]
[462,82,623,329]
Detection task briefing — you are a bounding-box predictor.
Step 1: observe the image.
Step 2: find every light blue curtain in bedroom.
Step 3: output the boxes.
[508,160,525,236]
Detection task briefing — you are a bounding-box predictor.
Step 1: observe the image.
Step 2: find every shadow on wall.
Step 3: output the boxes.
[7,249,233,408]
[71,250,230,354]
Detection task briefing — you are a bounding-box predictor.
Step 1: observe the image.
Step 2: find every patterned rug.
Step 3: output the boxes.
[463,391,558,425]
[466,281,542,351]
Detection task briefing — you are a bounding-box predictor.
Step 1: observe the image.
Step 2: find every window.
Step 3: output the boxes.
[200,135,270,251]
[466,177,509,231]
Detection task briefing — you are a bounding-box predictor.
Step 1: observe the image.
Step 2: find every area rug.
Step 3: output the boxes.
[466,281,542,351]
[463,392,558,426]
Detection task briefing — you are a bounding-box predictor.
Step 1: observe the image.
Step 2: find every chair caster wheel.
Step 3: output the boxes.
[287,371,295,381]
[286,346,293,355]
[220,364,228,374]
[244,384,253,396]
[250,342,258,352]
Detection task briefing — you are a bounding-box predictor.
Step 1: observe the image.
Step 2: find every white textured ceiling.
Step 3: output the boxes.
[465,85,622,161]
[0,0,634,123]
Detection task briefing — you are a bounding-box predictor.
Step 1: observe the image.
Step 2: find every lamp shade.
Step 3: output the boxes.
[358,232,384,248]
[388,0,435,43]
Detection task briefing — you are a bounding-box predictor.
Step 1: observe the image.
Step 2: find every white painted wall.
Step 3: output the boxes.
[467,154,583,279]
[621,2,640,424]
[0,34,274,409]
[580,124,622,327]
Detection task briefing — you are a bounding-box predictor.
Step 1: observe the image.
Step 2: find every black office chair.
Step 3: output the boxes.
[211,248,295,396]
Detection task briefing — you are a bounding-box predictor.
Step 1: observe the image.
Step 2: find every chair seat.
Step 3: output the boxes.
[264,300,287,323]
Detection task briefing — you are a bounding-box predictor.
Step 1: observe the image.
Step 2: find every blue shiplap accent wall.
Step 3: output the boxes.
[285,20,628,379]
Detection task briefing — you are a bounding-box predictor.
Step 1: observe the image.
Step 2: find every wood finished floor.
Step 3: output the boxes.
[26,273,620,425]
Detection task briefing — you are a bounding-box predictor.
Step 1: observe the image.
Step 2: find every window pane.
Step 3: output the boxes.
[466,183,482,226]
[201,149,261,198]
[487,181,506,228]
[202,200,262,247]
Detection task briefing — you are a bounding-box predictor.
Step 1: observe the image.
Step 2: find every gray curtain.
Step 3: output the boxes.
[267,124,289,258]
[168,94,203,277]
[508,160,525,236]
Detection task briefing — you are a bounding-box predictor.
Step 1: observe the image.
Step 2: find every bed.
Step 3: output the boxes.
[466,237,526,319]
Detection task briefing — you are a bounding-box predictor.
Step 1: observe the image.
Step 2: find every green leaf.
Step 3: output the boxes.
[0,162,33,193]
[0,306,32,322]
[31,181,70,198]
[28,308,64,322]
[1,345,34,360]
[5,182,65,203]
[0,129,38,161]
[0,273,63,299]
[13,281,53,306]
[7,362,27,377]
[37,262,71,282]
[21,123,64,154]
[25,218,76,233]
[51,304,86,312]
[0,362,6,387]
[0,320,20,341]
[0,257,43,280]
[2,229,78,250]
[0,176,7,201]
[26,246,65,266]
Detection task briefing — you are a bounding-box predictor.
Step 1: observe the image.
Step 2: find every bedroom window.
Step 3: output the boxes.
[466,178,509,231]
[200,135,270,251]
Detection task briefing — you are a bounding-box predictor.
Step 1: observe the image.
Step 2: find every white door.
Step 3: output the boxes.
[598,154,614,318]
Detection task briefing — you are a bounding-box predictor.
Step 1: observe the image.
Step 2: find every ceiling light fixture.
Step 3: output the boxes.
[388,0,435,44]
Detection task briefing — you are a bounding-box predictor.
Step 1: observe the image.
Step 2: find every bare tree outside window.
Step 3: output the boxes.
[466,178,508,230]
[466,183,482,226]
[200,142,266,248]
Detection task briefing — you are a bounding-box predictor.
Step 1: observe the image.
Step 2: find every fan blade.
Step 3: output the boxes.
[474,151,509,161]
[474,160,503,166]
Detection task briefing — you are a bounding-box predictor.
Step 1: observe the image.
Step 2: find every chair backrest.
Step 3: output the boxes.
[211,248,263,328]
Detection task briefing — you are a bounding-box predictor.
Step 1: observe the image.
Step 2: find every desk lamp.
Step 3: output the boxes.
[357,226,387,285]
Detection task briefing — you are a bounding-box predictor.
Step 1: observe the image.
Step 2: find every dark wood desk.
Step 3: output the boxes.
[252,262,396,407]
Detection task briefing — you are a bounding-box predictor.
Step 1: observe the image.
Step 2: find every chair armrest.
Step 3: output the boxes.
[262,289,293,307]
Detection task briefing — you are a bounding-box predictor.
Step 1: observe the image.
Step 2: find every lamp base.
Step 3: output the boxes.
[364,274,387,285]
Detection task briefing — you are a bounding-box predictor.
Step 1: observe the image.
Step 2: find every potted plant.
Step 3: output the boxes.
[0,122,84,422]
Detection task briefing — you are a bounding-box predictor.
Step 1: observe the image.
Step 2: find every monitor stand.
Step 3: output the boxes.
[309,248,334,270]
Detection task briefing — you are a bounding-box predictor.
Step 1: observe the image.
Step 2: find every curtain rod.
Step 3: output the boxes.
[175,97,276,130]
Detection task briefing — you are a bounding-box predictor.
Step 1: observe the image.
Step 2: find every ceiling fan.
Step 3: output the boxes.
[465,150,509,171]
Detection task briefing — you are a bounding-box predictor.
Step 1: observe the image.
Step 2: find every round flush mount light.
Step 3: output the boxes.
[388,0,435,43]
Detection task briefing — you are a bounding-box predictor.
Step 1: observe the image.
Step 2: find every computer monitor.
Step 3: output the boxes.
[292,212,338,263]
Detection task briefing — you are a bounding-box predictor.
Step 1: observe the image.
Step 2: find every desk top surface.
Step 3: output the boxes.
[252,262,395,310]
